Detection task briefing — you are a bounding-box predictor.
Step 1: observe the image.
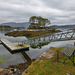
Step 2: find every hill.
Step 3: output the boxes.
[55,25,75,29]
[0,22,30,28]
[0,22,75,29]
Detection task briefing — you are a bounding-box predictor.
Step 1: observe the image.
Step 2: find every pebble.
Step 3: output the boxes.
[0,69,3,72]
[14,68,17,72]
[0,67,22,75]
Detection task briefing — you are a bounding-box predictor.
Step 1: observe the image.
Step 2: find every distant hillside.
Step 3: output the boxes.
[0,22,30,28]
[0,22,75,29]
[55,25,75,29]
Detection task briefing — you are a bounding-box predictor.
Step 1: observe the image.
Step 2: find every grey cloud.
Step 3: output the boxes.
[41,0,75,11]
[0,0,75,24]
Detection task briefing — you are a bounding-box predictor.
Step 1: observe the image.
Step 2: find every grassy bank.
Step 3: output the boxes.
[5,30,61,38]
[23,47,75,75]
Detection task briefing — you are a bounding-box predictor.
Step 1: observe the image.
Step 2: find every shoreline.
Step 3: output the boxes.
[0,46,56,75]
[22,47,57,75]
[0,59,35,75]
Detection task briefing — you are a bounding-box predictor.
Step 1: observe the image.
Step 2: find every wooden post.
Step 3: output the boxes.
[57,52,59,62]
[74,42,75,46]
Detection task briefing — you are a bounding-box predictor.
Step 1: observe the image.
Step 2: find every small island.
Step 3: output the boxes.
[5,16,61,38]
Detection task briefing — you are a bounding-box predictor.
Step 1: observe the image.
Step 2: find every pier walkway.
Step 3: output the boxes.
[0,39,29,52]
[24,31,75,45]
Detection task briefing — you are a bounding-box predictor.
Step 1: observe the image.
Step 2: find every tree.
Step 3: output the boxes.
[29,16,51,28]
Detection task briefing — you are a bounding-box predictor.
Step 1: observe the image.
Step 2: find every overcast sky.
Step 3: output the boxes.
[0,0,75,25]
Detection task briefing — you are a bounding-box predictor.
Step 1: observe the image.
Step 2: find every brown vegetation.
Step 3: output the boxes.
[5,30,61,38]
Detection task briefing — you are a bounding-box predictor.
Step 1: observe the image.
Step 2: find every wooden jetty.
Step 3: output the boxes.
[0,39,29,52]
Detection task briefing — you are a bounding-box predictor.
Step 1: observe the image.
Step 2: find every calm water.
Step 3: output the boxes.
[0,29,75,68]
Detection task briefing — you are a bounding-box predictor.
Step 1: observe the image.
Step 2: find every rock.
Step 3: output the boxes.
[10,68,14,71]
[14,68,17,72]
[9,70,13,74]
[0,59,35,75]
[0,69,3,72]
[40,60,43,62]
[25,69,28,73]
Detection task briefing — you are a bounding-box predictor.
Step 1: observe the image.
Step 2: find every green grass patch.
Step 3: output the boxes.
[24,47,75,75]
[0,56,7,64]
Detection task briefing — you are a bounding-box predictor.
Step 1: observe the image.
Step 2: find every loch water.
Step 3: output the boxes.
[0,28,75,68]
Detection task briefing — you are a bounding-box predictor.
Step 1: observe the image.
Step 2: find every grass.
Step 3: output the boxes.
[23,47,75,75]
[0,56,7,64]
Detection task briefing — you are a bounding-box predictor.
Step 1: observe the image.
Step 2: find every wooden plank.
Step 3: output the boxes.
[0,39,29,52]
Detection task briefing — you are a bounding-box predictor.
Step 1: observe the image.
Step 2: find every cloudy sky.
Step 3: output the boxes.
[0,0,75,25]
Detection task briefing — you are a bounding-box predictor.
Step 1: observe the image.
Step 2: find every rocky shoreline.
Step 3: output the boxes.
[23,47,57,75]
[0,47,57,75]
[0,67,22,75]
[0,59,35,75]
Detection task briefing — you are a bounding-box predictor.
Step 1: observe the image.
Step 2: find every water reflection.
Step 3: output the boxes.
[1,39,31,62]
[7,49,31,62]
[20,52,31,61]
[5,47,31,62]
[30,42,50,49]
[0,30,12,33]
[0,29,75,68]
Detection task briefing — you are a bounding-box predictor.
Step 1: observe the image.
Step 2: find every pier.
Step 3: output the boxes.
[26,31,75,45]
[0,39,29,52]
[0,31,75,52]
